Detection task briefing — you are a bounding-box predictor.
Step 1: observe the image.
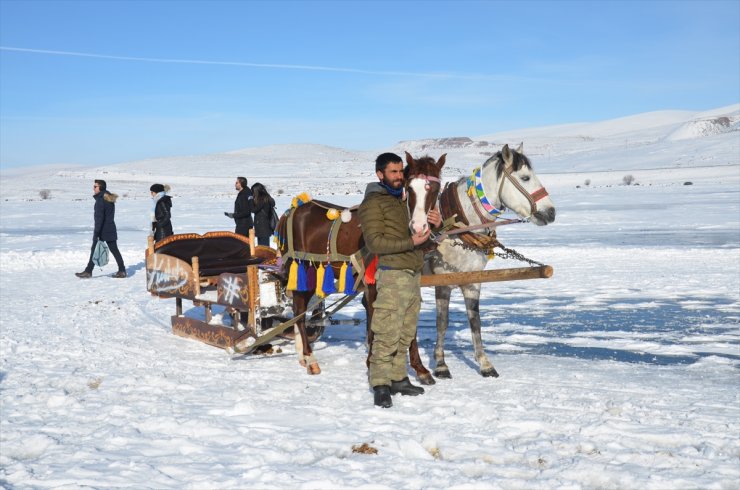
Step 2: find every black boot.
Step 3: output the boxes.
[390,377,425,396]
[373,385,392,408]
[75,271,92,278]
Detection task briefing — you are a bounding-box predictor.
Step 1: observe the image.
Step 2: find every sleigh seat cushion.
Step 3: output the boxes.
[154,232,264,276]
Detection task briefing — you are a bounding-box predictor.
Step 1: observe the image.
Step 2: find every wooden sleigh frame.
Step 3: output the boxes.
[146,229,553,356]
[146,230,291,353]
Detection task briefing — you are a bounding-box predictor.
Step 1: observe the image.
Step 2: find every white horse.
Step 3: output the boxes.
[423,143,556,380]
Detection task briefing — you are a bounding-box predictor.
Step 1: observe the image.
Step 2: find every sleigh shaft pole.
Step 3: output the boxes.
[420,265,553,287]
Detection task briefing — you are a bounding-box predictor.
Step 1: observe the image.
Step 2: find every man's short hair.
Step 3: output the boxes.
[375,153,403,173]
[237,177,248,188]
[95,179,107,191]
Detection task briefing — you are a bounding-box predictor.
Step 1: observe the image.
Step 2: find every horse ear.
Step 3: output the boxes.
[438,153,447,169]
[501,144,514,168]
[405,151,414,166]
[516,142,524,154]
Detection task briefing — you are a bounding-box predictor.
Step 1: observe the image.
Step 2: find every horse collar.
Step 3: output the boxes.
[466,166,504,217]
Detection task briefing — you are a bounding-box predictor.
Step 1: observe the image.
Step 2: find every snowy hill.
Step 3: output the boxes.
[0,105,738,203]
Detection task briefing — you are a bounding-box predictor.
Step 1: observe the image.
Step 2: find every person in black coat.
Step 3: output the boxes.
[76,179,127,278]
[150,183,173,242]
[251,182,276,246]
[225,176,254,237]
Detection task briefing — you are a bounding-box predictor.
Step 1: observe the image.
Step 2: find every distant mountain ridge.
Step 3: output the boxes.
[1,104,737,201]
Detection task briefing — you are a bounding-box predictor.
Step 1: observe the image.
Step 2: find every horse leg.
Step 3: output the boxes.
[433,285,453,379]
[363,287,376,368]
[409,337,435,385]
[292,291,321,374]
[292,292,308,366]
[462,284,498,378]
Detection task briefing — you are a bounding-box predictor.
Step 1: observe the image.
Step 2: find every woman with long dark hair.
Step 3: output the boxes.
[150,183,173,242]
[251,182,276,246]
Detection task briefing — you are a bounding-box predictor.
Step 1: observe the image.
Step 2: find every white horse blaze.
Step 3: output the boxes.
[408,178,431,233]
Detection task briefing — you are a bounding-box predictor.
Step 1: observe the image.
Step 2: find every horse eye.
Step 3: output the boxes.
[521,175,530,182]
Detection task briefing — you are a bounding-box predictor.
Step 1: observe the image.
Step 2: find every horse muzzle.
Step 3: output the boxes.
[410,220,429,234]
[531,207,556,226]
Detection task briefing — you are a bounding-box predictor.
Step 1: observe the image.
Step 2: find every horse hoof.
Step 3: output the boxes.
[299,359,307,367]
[307,363,321,375]
[481,368,499,378]
[417,373,436,386]
[434,369,452,379]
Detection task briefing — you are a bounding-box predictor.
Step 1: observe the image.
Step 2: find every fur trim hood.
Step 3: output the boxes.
[101,191,118,203]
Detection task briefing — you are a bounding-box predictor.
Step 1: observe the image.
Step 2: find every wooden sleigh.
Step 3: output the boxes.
[146,230,299,354]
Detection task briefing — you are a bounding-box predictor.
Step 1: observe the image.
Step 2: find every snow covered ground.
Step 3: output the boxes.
[1,106,739,489]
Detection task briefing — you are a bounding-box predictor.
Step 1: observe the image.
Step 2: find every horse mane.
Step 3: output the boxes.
[492,150,532,179]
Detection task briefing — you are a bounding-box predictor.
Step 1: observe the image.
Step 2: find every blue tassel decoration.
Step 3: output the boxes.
[343,262,355,294]
[322,262,336,295]
[296,261,308,291]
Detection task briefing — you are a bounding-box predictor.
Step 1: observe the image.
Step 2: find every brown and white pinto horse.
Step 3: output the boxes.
[275,152,445,375]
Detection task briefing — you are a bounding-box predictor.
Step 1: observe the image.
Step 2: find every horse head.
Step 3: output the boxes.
[482,144,555,226]
[405,151,446,234]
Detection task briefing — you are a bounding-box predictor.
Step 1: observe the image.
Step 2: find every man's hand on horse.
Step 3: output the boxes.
[427,207,442,227]
[412,229,431,246]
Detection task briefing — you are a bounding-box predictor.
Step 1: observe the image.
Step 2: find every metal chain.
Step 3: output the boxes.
[493,240,545,267]
[447,237,544,267]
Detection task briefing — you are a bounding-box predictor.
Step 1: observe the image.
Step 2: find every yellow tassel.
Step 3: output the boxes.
[338,262,347,293]
[315,263,326,298]
[287,260,298,290]
[326,208,340,220]
[487,251,495,261]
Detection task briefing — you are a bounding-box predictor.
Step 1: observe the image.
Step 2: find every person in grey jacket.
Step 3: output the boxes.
[75,180,127,278]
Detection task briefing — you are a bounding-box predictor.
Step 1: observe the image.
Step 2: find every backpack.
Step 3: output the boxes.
[92,240,109,268]
[269,207,279,233]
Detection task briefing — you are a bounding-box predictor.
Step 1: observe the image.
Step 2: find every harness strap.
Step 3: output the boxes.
[531,187,550,202]
[328,216,344,261]
[408,173,441,183]
[440,182,467,226]
[287,206,296,257]
[467,185,499,224]
[501,166,549,216]
[438,179,501,253]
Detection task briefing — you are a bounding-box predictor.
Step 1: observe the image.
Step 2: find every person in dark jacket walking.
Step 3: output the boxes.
[150,183,173,242]
[75,179,127,278]
[251,182,276,246]
[224,176,254,237]
[358,153,441,408]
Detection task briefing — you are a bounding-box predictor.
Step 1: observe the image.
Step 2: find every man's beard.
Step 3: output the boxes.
[382,177,403,189]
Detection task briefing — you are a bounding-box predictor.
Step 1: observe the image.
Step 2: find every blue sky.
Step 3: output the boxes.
[0,0,738,169]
